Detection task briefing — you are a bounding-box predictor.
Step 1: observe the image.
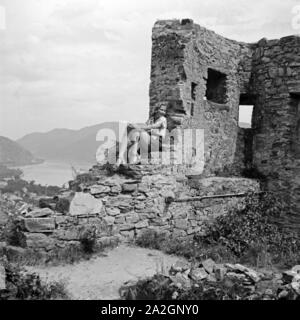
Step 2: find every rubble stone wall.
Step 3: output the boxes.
[21,170,259,253]
[150,19,254,174]
[150,19,299,228]
[231,128,254,175]
[251,37,300,227]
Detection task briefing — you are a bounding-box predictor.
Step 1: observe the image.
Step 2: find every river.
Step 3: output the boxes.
[17,160,93,187]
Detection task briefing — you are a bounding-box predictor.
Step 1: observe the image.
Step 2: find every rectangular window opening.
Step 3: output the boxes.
[239,105,253,128]
[290,93,300,158]
[239,94,255,128]
[191,102,194,116]
[205,68,227,104]
[191,82,197,100]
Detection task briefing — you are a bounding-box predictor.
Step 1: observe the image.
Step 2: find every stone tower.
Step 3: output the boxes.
[149,19,300,229]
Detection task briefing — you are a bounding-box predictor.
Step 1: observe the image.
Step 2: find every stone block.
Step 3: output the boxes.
[225,272,248,283]
[120,230,135,239]
[55,228,79,241]
[125,213,140,224]
[291,282,300,295]
[201,258,216,274]
[97,236,118,247]
[174,219,188,230]
[134,202,146,211]
[55,215,71,225]
[115,216,126,224]
[171,260,190,273]
[69,192,103,216]
[25,233,55,250]
[214,264,227,281]
[282,270,297,284]
[172,210,187,219]
[119,224,135,231]
[134,195,146,201]
[172,229,187,238]
[227,264,260,283]
[187,228,196,236]
[1,245,26,257]
[0,264,6,290]
[122,183,138,193]
[26,208,54,218]
[24,218,55,233]
[291,265,300,274]
[107,195,133,212]
[137,183,149,193]
[103,216,115,225]
[106,207,121,216]
[190,220,198,227]
[110,185,122,194]
[0,210,8,226]
[171,273,191,289]
[189,268,208,281]
[135,220,149,229]
[152,218,168,226]
[90,185,110,195]
[111,225,120,235]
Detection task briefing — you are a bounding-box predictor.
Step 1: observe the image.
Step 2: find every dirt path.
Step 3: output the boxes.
[28,245,185,300]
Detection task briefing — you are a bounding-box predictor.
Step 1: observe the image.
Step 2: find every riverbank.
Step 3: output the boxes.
[16,160,93,187]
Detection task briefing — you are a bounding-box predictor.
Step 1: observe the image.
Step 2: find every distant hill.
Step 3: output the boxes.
[18,121,253,164]
[0,136,40,166]
[17,122,121,164]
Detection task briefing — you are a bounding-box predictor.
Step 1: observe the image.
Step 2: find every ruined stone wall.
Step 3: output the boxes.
[231,128,254,175]
[20,169,259,253]
[251,37,300,228]
[150,19,253,175]
[150,19,299,228]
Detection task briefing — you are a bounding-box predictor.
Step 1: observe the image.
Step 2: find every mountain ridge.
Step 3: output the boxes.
[17,121,251,163]
[0,136,40,166]
[17,122,120,164]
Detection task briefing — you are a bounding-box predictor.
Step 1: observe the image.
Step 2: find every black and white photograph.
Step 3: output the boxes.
[0,0,299,310]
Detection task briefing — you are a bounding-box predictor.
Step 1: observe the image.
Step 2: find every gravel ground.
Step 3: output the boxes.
[27,245,185,300]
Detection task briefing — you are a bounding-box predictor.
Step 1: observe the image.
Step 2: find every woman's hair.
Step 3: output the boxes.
[150,102,168,120]
[156,102,168,114]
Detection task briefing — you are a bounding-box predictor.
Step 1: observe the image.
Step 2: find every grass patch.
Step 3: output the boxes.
[136,193,300,270]
[1,261,69,300]
[136,230,236,264]
[2,237,120,267]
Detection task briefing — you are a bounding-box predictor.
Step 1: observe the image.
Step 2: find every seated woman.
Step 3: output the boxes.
[116,102,168,166]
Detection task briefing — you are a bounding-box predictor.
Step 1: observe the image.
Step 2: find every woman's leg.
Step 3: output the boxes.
[116,130,130,165]
[128,129,141,164]
[139,131,151,163]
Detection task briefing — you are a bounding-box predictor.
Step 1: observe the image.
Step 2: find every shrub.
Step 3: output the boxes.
[120,275,174,300]
[2,179,60,196]
[120,274,255,300]
[136,194,300,269]
[76,173,96,185]
[0,165,22,180]
[136,230,167,250]
[4,218,26,248]
[55,198,70,214]
[39,197,56,210]
[79,225,97,254]
[198,193,300,268]
[1,262,69,300]
[136,230,236,264]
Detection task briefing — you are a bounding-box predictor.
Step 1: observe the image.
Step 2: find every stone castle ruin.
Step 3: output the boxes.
[12,20,299,255]
[150,19,299,228]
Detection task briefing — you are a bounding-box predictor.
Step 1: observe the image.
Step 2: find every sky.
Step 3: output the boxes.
[0,0,299,140]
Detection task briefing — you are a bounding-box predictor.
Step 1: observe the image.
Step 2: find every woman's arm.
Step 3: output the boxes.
[129,117,165,131]
[146,117,166,130]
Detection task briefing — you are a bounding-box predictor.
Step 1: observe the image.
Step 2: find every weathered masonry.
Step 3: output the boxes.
[149,19,300,229]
